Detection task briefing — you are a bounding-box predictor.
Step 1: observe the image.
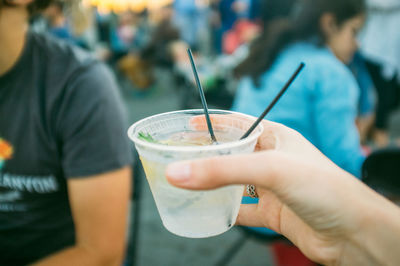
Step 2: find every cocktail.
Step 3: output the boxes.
[128,109,263,238]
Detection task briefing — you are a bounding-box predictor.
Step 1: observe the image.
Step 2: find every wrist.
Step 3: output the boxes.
[345,193,400,265]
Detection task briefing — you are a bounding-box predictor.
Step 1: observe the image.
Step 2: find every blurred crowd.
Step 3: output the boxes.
[30,0,400,150]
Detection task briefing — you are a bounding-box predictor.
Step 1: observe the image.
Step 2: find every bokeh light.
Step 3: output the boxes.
[83,0,174,13]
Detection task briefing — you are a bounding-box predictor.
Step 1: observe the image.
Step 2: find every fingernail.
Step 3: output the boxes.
[166,162,192,182]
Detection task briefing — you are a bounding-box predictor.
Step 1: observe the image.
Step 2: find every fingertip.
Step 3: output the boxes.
[166,162,192,185]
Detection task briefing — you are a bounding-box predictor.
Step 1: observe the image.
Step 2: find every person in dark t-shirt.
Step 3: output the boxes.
[0,1,133,265]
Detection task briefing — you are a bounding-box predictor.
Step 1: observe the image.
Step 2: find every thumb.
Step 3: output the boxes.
[166,151,312,195]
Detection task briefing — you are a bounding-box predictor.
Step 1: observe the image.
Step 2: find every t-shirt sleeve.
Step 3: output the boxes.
[56,62,133,178]
[312,64,365,178]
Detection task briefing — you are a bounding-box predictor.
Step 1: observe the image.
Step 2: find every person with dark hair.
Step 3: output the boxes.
[232,0,366,177]
[42,1,73,42]
[140,7,180,69]
[41,1,91,49]
[0,1,133,265]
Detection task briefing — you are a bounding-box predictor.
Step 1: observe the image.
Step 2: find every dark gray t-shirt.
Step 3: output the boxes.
[0,32,133,265]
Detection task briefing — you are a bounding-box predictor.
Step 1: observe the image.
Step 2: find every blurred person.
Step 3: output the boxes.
[117,5,180,91]
[42,0,89,49]
[166,118,400,266]
[68,0,93,42]
[141,4,180,69]
[218,0,242,33]
[359,0,400,147]
[43,0,71,39]
[214,0,297,80]
[209,0,222,54]
[95,10,112,45]
[109,11,138,64]
[222,19,261,55]
[0,0,132,265]
[213,0,253,53]
[233,0,366,177]
[173,0,209,49]
[226,0,296,60]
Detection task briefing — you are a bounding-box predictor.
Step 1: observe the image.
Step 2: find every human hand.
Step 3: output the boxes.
[166,118,398,265]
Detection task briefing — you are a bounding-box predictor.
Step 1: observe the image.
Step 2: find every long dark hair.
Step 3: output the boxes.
[234,0,366,85]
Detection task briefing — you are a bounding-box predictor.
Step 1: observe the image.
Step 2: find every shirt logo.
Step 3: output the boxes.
[0,138,13,170]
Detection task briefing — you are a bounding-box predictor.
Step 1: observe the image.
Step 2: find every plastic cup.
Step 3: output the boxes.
[128,110,263,238]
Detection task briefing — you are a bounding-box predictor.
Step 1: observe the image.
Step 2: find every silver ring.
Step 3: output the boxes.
[246,184,258,198]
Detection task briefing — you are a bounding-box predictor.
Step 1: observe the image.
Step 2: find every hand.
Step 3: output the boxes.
[166,118,400,265]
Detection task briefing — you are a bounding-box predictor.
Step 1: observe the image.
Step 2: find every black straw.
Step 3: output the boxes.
[187,48,217,143]
[241,62,305,139]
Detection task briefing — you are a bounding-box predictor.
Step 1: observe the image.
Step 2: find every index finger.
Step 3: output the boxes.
[190,114,283,151]
[189,114,254,131]
[165,150,315,196]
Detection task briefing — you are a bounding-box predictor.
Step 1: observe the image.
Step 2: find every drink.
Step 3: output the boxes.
[128,110,263,238]
[140,131,243,237]
[158,129,243,146]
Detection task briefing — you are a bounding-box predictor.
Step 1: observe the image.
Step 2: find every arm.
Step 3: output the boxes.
[166,119,400,265]
[32,62,133,264]
[351,192,400,265]
[356,114,375,144]
[33,167,131,266]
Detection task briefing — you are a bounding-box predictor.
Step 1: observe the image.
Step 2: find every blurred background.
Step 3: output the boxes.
[28,0,400,265]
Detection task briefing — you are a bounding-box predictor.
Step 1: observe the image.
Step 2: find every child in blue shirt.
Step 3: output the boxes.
[233,0,366,177]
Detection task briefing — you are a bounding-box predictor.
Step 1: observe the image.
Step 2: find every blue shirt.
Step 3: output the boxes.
[233,42,365,177]
[49,26,72,40]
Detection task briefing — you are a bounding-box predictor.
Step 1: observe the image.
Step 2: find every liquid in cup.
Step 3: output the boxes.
[128,110,263,238]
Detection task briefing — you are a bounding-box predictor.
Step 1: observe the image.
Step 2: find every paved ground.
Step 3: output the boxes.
[120,72,400,266]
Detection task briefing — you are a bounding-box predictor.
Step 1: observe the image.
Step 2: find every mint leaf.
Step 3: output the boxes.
[138,132,157,143]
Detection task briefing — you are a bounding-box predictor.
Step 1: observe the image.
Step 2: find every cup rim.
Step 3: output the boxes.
[127,109,264,153]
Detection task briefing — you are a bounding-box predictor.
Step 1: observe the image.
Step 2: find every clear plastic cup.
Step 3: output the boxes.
[128,110,263,238]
